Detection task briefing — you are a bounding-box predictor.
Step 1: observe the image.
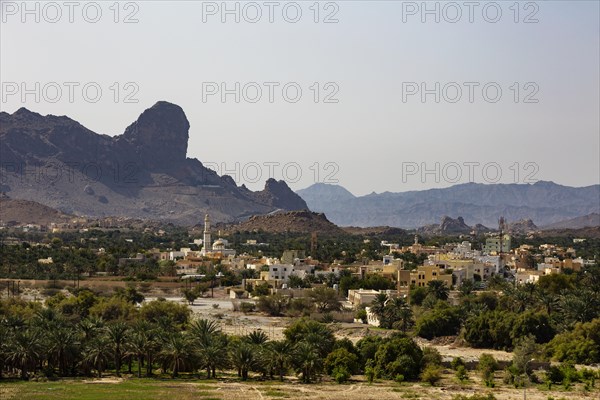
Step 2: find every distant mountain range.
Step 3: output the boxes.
[541,213,600,230]
[0,102,307,224]
[296,182,600,228]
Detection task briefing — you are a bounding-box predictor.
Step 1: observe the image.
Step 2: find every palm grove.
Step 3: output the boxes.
[0,290,427,384]
[1,262,600,386]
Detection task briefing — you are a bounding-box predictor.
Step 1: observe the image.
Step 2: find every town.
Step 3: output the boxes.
[1,211,598,400]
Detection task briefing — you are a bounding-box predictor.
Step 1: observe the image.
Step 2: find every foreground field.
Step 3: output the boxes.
[0,377,597,400]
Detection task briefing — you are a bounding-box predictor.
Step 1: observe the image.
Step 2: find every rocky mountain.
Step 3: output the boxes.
[508,219,538,234]
[296,182,600,228]
[541,213,600,230]
[0,195,75,225]
[418,216,490,236]
[217,210,344,235]
[0,102,307,224]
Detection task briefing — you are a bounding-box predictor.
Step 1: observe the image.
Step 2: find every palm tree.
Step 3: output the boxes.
[459,280,475,297]
[159,332,194,378]
[79,317,104,342]
[229,341,256,381]
[106,321,129,377]
[81,336,111,378]
[190,319,228,378]
[47,326,80,376]
[292,341,322,383]
[5,328,43,379]
[127,331,148,378]
[244,330,270,378]
[537,291,559,314]
[189,319,221,346]
[387,297,413,333]
[265,340,293,381]
[244,330,269,346]
[0,325,9,379]
[370,293,388,319]
[427,280,450,301]
[125,320,158,377]
[198,335,229,378]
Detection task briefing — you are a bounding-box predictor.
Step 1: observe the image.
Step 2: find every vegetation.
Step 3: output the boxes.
[0,293,433,384]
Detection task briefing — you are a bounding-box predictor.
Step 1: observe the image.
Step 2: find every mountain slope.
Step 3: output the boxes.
[218,210,344,234]
[0,196,75,225]
[0,102,307,224]
[297,182,600,228]
[541,213,600,230]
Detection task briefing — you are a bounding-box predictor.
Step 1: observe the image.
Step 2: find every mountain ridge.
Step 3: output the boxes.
[0,102,307,225]
[297,182,600,228]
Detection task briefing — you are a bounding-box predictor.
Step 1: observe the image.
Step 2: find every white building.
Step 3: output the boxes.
[266,264,314,281]
[200,214,236,256]
[169,251,185,261]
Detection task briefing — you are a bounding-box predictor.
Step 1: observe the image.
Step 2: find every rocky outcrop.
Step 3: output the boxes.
[219,210,343,234]
[0,102,308,224]
[439,216,471,234]
[118,101,189,170]
[249,178,309,211]
[508,219,538,233]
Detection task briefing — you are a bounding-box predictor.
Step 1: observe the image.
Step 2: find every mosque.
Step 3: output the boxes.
[200,214,236,257]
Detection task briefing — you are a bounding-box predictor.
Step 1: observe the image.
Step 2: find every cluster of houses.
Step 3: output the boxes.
[5,214,594,309]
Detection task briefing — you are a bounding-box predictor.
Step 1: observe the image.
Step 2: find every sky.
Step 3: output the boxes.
[1,0,599,196]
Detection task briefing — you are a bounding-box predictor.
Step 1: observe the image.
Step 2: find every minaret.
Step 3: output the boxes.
[203,214,212,254]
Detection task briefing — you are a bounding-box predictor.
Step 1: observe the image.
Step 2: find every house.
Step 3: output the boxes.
[409,265,453,288]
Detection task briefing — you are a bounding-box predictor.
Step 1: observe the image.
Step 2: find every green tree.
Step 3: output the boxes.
[159,332,194,378]
[106,321,129,377]
[309,287,342,313]
[265,340,293,381]
[372,335,423,381]
[415,304,461,339]
[229,341,256,381]
[324,347,359,375]
[292,341,323,383]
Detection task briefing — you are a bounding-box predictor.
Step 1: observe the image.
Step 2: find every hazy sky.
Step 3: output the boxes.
[1,0,599,195]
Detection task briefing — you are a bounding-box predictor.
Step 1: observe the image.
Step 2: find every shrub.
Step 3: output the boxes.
[320,313,335,323]
[415,304,461,339]
[324,348,359,375]
[420,365,442,386]
[240,302,256,313]
[332,365,351,384]
[478,353,497,387]
[455,365,469,382]
[452,394,496,400]
[364,360,376,384]
[355,308,367,324]
[372,335,423,381]
[451,357,466,370]
[545,319,600,364]
[421,347,443,367]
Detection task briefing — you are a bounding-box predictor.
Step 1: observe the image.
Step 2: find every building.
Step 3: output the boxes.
[410,265,453,288]
[200,214,236,257]
[348,289,398,307]
[264,264,314,282]
[484,235,511,254]
[200,214,212,256]
[281,250,306,264]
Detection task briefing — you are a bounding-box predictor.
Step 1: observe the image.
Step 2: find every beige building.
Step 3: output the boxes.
[410,265,453,288]
[348,289,398,307]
